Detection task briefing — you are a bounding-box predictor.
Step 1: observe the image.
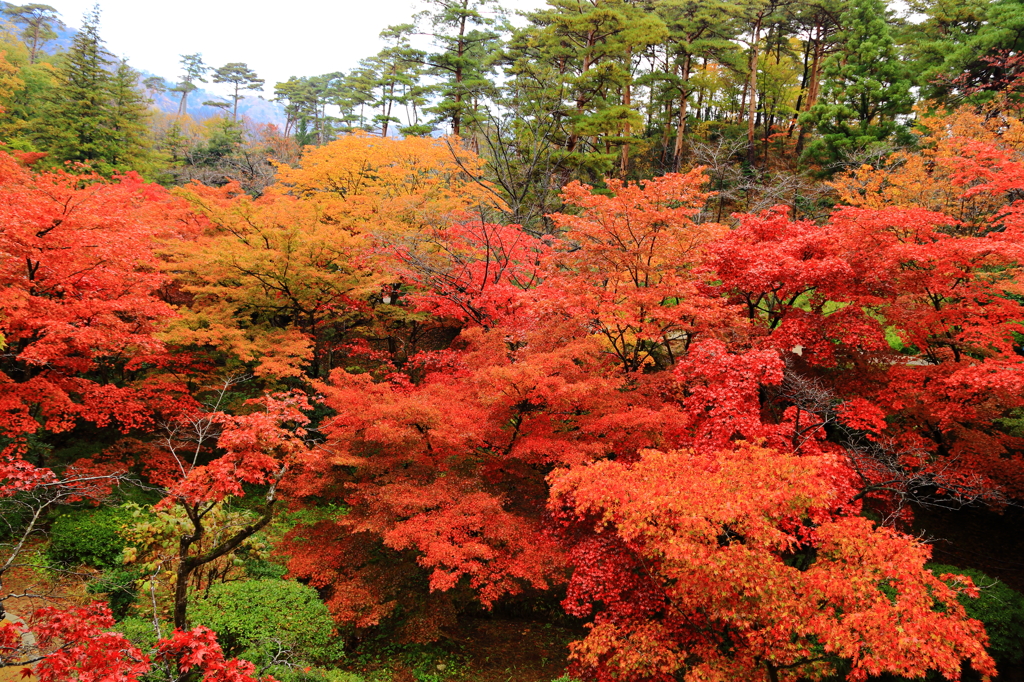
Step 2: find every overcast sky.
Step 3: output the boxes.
[43,0,545,98]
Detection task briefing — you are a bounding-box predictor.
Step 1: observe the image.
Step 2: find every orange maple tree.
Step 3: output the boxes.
[551,443,996,682]
[547,171,731,371]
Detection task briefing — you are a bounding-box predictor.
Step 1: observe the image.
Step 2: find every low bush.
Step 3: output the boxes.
[87,566,141,620]
[46,506,131,569]
[190,578,341,672]
[929,563,1024,674]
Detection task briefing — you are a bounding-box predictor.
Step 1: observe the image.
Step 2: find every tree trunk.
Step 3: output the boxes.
[171,482,282,630]
[620,47,633,177]
[28,31,40,65]
[453,12,467,137]
[566,31,597,154]
[673,54,692,171]
[796,22,824,155]
[747,21,762,166]
[789,36,812,137]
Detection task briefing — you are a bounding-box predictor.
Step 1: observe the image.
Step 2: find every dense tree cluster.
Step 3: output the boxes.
[1,2,1024,682]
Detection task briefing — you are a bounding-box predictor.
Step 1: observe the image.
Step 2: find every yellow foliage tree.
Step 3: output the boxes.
[163,134,501,380]
[161,183,369,379]
[274,131,503,237]
[831,106,1024,229]
[0,50,23,113]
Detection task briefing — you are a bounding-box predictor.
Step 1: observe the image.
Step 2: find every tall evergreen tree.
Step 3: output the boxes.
[173,53,208,116]
[38,6,112,166]
[1,3,63,64]
[35,6,149,173]
[361,25,426,138]
[655,0,740,168]
[900,0,989,99]
[507,0,639,178]
[274,76,312,140]
[915,0,1024,103]
[738,0,795,165]
[340,66,379,131]
[107,60,152,169]
[417,0,503,137]
[211,62,265,120]
[800,0,912,167]
[792,0,845,155]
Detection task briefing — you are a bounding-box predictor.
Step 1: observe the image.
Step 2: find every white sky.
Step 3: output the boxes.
[44,0,546,98]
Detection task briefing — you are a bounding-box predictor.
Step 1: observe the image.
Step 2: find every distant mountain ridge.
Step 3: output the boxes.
[143,79,287,128]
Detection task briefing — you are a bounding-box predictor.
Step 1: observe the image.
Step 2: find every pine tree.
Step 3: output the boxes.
[211,62,265,121]
[1,3,64,65]
[656,0,742,169]
[173,53,208,116]
[506,0,635,178]
[107,60,152,170]
[39,6,114,166]
[361,25,426,138]
[418,0,503,138]
[35,6,150,173]
[914,0,1024,103]
[800,0,912,167]
[900,0,990,99]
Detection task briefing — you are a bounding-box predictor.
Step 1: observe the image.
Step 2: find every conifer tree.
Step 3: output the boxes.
[274,75,337,143]
[901,0,989,99]
[107,60,152,169]
[211,62,265,121]
[920,0,1024,102]
[173,53,208,116]
[656,0,740,168]
[418,0,503,137]
[800,0,912,167]
[1,3,63,64]
[35,7,150,173]
[361,25,425,138]
[42,6,111,162]
[507,0,637,179]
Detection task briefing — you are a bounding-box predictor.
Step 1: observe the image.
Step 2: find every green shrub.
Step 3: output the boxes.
[113,616,165,652]
[271,668,365,682]
[0,497,33,543]
[112,618,177,682]
[929,563,1024,673]
[47,506,130,569]
[190,578,341,670]
[87,566,141,620]
[240,552,287,580]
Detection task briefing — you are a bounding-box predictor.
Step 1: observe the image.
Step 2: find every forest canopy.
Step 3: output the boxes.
[1,1,1024,682]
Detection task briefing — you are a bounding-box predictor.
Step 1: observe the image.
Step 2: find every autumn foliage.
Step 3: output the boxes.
[1,118,1023,681]
[552,443,994,682]
[0,153,186,448]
